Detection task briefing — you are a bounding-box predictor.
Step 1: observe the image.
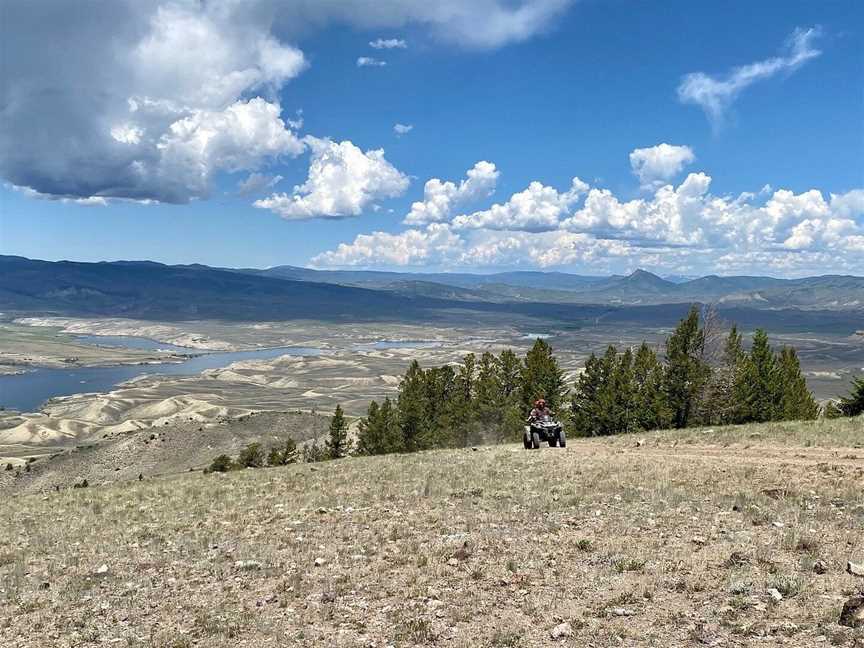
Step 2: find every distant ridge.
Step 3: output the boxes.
[0,257,861,330]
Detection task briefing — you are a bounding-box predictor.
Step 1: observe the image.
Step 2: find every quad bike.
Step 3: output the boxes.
[523,414,566,449]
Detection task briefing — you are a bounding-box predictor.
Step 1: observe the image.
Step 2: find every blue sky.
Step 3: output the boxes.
[1,0,862,276]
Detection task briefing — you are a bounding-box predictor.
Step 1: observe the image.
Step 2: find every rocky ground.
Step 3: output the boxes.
[1,417,863,647]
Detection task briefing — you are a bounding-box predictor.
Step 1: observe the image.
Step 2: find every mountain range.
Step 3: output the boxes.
[238,264,863,311]
[1,256,861,331]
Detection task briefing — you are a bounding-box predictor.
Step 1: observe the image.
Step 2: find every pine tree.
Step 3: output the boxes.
[521,338,567,414]
[699,325,744,425]
[838,375,864,417]
[776,347,818,421]
[663,305,710,428]
[397,360,427,452]
[421,364,457,448]
[571,352,604,436]
[497,349,521,401]
[735,329,780,423]
[356,398,403,455]
[475,352,504,434]
[451,353,478,447]
[632,342,670,431]
[325,404,350,459]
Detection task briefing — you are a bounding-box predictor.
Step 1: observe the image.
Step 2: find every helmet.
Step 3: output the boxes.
[535,399,546,408]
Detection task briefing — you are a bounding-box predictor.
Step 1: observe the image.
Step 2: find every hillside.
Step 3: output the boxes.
[2,417,863,646]
[245,264,864,311]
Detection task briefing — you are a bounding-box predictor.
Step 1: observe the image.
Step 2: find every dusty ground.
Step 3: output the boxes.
[1,417,862,647]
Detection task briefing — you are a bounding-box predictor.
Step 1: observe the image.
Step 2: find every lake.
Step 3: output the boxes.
[0,337,321,413]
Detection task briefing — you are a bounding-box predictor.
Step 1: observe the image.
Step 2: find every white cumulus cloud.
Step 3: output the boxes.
[678,27,821,128]
[254,137,409,220]
[629,143,695,190]
[2,0,566,204]
[452,177,589,232]
[394,123,414,136]
[404,162,500,226]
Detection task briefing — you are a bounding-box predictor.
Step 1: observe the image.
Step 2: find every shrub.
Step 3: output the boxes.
[268,438,298,466]
[237,443,264,469]
[204,454,235,474]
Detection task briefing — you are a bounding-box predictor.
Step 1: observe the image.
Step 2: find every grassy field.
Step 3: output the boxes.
[1,417,863,647]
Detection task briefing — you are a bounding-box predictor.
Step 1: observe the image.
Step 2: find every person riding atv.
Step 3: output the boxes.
[523,398,566,449]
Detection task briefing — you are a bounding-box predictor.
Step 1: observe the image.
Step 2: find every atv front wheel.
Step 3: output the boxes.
[531,431,541,449]
[558,428,567,448]
[523,432,532,449]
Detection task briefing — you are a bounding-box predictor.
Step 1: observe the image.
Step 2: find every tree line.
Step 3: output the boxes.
[354,305,862,454]
[205,306,864,470]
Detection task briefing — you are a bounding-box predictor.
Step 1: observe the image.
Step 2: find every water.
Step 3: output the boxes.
[74,335,193,353]
[0,343,321,414]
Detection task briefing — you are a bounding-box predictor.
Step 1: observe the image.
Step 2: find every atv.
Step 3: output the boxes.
[523,415,566,449]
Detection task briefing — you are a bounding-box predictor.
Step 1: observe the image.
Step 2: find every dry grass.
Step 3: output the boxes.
[1,417,863,646]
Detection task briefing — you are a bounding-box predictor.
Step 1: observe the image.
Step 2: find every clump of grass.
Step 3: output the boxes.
[574,538,594,552]
[766,573,806,598]
[612,557,645,574]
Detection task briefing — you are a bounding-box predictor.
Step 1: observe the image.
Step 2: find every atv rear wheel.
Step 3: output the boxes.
[531,431,541,449]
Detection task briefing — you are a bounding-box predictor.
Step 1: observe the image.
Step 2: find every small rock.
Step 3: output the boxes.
[550,622,573,639]
[813,560,828,575]
[447,558,459,567]
[611,607,635,617]
[95,564,109,575]
[767,588,783,603]
[321,591,337,603]
[772,521,784,528]
[453,541,471,561]
[839,596,864,628]
[691,535,707,546]
[38,582,50,590]
[234,560,262,571]
[635,439,644,448]
[847,561,864,577]
[313,557,326,567]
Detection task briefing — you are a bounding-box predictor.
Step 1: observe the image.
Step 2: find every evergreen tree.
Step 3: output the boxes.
[356,398,403,455]
[776,347,818,421]
[397,361,427,452]
[571,352,604,436]
[699,325,744,425]
[735,329,780,422]
[521,338,567,414]
[498,349,522,401]
[475,352,504,433]
[421,364,457,448]
[838,375,864,417]
[325,404,350,459]
[632,342,670,431]
[663,305,710,428]
[452,353,479,447]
